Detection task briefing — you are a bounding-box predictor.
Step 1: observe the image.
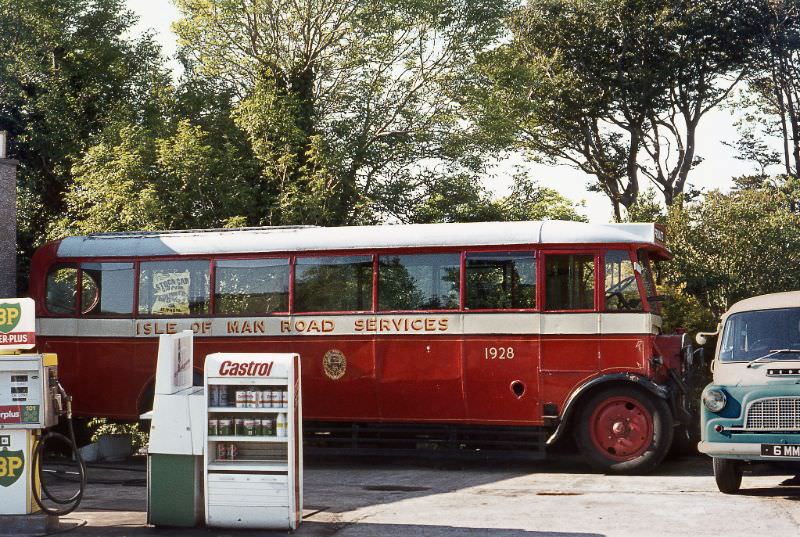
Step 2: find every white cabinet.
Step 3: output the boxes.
[203,353,302,530]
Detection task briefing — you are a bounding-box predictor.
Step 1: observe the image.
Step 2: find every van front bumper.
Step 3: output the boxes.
[698,440,800,461]
[698,441,760,458]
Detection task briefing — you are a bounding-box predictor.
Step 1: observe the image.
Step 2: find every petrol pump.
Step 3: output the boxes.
[0,298,85,518]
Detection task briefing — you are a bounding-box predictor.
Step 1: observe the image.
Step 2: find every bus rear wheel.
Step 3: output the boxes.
[574,386,673,474]
[712,457,742,494]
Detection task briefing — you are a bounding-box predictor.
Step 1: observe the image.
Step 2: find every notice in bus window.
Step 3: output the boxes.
[151,271,191,315]
[139,260,211,316]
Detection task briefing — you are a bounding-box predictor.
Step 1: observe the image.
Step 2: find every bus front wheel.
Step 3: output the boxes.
[712,457,742,494]
[574,386,673,474]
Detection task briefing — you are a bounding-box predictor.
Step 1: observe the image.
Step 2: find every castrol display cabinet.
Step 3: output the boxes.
[203,353,302,530]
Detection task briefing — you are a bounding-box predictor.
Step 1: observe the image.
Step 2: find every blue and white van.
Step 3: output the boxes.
[698,291,800,493]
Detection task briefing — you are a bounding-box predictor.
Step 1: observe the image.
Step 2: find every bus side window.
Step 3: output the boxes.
[215,258,290,314]
[45,265,78,315]
[465,252,536,310]
[295,255,373,312]
[603,251,642,311]
[81,262,135,315]
[545,254,595,311]
[138,260,211,316]
[378,253,460,311]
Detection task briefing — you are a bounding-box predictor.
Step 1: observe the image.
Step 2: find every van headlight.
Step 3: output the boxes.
[703,388,727,413]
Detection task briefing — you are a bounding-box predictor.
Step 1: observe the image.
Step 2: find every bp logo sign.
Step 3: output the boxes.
[0,303,21,334]
[0,448,25,487]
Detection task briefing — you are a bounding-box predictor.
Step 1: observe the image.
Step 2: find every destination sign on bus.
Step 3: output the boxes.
[134,315,454,338]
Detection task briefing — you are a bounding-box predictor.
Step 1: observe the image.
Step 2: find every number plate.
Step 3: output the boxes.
[761,444,800,458]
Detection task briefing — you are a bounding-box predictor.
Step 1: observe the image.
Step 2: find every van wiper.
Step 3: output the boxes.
[747,349,800,368]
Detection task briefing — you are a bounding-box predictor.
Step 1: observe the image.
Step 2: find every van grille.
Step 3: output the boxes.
[745,397,800,431]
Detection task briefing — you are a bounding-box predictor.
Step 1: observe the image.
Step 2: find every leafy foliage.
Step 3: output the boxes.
[0,0,171,249]
[174,0,517,225]
[53,120,262,236]
[468,0,760,218]
[665,176,800,317]
[658,283,717,336]
[87,417,148,453]
[404,173,586,224]
[734,1,800,177]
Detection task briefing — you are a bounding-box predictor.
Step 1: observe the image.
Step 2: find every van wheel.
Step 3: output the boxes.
[713,457,742,494]
[574,386,673,474]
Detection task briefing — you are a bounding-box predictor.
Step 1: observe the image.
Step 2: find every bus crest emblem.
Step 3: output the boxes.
[323,349,346,380]
[0,303,21,334]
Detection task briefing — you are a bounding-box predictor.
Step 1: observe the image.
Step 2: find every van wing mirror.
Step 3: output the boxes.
[695,333,707,346]
[695,330,718,346]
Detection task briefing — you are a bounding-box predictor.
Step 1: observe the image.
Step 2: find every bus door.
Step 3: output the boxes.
[462,321,541,422]
[461,251,541,422]
[538,252,601,411]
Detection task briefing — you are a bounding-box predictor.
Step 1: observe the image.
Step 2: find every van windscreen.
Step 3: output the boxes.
[720,308,800,362]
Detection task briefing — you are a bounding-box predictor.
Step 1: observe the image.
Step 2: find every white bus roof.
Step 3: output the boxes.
[55,221,666,258]
[724,291,800,319]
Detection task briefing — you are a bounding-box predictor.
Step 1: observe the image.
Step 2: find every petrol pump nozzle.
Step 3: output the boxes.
[55,380,71,418]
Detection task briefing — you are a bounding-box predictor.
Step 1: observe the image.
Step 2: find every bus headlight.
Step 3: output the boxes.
[703,388,727,413]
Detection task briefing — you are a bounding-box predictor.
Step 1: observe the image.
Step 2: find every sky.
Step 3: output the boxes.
[126,0,761,223]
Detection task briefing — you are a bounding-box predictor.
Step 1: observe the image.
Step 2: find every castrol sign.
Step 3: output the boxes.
[219,361,274,377]
[0,298,35,351]
[205,353,294,380]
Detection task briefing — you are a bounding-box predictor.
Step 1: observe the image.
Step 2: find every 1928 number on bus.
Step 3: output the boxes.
[484,347,514,360]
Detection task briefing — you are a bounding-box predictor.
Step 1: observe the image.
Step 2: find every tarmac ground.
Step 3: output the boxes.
[34,452,800,537]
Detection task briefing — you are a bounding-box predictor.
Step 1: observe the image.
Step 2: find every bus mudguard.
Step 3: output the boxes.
[546,373,670,446]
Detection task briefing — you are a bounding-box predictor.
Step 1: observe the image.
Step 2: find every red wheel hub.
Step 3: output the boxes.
[589,396,654,461]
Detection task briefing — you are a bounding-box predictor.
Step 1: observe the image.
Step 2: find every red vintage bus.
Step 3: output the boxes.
[29,220,692,472]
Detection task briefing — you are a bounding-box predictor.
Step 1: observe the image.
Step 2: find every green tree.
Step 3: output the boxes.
[401,173,586,224]
[173,0,515,225]
[53,120,263,236]
[468,0,759,219]
[0,0,170,239]
[665,176,800,317]
[624,188,666,224]
[733,1,800,176]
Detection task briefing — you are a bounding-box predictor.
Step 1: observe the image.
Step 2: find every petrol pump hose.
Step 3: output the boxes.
[31,385,87,516]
